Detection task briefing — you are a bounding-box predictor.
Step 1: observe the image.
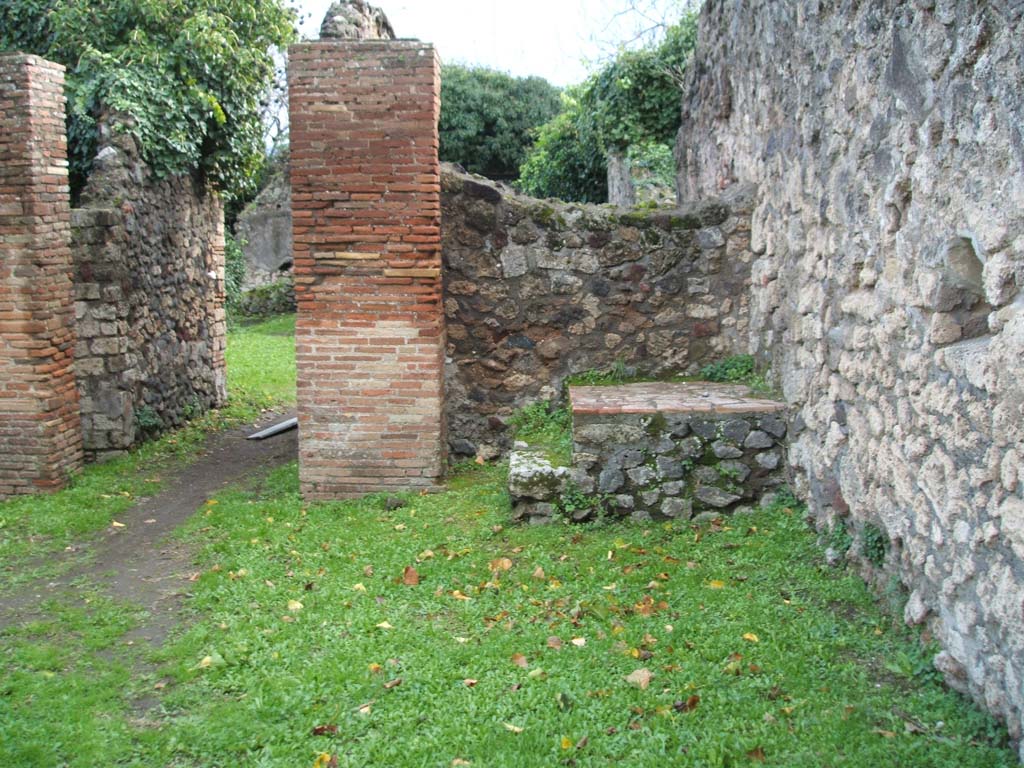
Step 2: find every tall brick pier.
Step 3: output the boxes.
[289,40,445,499]
[0,54,83,496]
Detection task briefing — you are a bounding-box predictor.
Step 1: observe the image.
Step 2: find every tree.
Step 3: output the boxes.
[517,95,607,204]
[440,65,562,181]
[516,10,697,203]
[0,0,296,202]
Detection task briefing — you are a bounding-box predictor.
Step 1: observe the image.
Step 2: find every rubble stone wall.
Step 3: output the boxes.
[441,169,756,457]
[676,0,1024,750]
[72,121,227,458]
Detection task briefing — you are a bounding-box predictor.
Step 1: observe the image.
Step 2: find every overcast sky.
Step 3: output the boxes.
[295,1,685,87]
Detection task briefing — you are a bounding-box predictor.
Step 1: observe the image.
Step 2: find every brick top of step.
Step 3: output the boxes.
[569,382,787,416]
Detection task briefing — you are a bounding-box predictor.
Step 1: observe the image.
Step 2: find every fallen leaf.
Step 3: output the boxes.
[383,678,402,690]
[743,632,760,643]
[571,637,586,648]
[547,636,563,650]
[489,558,513,573]
[311,724,338,736]
[475,455,485,465]
[358,704,372,716]
[510,653,529,669]
[394,524,407,531]
[281,615,295,623]
[451,590,472,601]
[402,566,420,586]
[353,583,367,592]
[873,729,897,739]
[363,565,374,577]
[674,695,701,713]
[708,580,726,589]
[368,663,383,674]
[463,678,478,687]
[288,600,304,612]
[452,759,472,766]
[625,668,652,690]
[556,691,573,711]
[111,521,126,529]
[532,566,546,580]
[376,621,394,630]
[503,723,523,734]
[312,753,338,768]
[746,746,767,762]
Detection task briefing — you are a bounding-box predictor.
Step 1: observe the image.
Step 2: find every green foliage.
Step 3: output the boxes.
[628,141,676,191]
[827,522,854,557]
[517,101,608,203]
[698,354,757,383]
[224,232,246,310]
[440,65,561,181]
[862,522,889,567]
[557,480,613,524]
[580,14,698,152]
[133,404,162,435]
[509,402,572,467]
[231,279,296,321]
[566,359,631,387]
[0,0,296,201]
[517,12,697,203]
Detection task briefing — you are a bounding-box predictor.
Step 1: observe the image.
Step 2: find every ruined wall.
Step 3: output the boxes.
[72,121,227,458]
[0,54,83,495]
[677,0,1024,750]
[442,168,754,457]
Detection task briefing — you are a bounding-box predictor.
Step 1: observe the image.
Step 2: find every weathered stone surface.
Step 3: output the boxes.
[571,384,788,518]
[442,167,755,450]
[679,0,1024,749]
[508,449,569,501]
[320,0,394,39]
[695,485,742,509]
[73,117,226,459]
[236,168,293,288]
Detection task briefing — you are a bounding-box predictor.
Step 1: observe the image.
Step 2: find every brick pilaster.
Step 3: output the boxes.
[289,41,445,499]
[0,53,83,496]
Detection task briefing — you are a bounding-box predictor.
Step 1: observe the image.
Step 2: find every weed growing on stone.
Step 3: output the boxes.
[509,401,572,465]
[861,523,889,567]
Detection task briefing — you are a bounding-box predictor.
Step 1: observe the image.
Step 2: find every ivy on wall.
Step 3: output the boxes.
[0,0,296,202]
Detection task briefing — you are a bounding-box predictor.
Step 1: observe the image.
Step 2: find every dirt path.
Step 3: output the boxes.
[0,412,298,645]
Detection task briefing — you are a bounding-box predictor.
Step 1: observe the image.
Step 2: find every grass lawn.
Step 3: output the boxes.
[0,314,1017,767]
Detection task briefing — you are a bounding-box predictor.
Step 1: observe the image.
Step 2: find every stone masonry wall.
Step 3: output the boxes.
[0,53,83,495]
[290,40,445,499]
[442,169,755,458]
[677,0,1024,751]
[72,120,227,458]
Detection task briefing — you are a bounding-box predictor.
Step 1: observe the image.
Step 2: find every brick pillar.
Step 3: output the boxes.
[289,40,445,499]
[0,54,83,496]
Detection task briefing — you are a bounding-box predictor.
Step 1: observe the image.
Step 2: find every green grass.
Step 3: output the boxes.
[225,312,297,407]
[566,354,773,394]
[0,313,297,589]
[3,465,1015,766]
[508,401,572,466]
[0,314,1017,766]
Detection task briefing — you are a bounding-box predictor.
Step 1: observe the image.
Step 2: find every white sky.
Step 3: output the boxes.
[295,1,683,87]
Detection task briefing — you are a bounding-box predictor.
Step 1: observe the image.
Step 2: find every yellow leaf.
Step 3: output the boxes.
[376,621,394,630]
[197,655,213,669]
[503,723,523,734]
[743,633,760,643]
[708,580,726,589]
[419,549,435,561]
[394,524,406,531]
[453,759,473,766]
[451,590,472,601]
[287,600,303,612]
[368,663,383,674]
[571,637,586,648]
[358,704,372,715]
[313,753,333,768]
[532,566,546,580]
[353,583,367,592]
[111,521,126,529]
[603,583,618,591]
[561,736,574,750]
